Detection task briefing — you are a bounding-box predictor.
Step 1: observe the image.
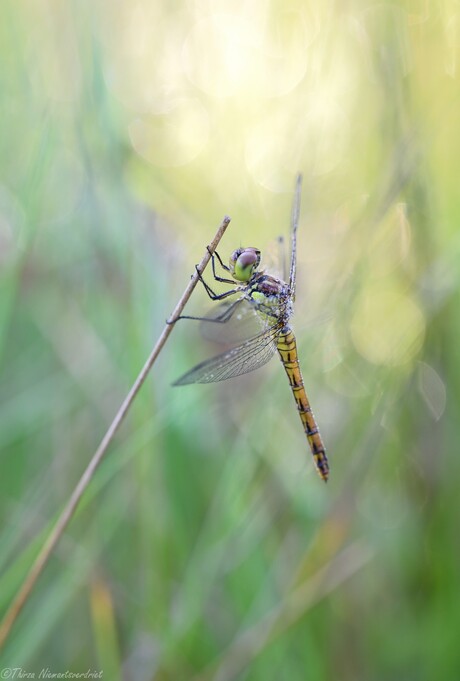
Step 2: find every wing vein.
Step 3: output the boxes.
[173,323,281,385]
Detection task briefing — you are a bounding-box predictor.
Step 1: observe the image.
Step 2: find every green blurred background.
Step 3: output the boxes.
[1,1,458,678]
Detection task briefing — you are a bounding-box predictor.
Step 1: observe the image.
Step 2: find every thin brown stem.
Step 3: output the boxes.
[0,215,231,650]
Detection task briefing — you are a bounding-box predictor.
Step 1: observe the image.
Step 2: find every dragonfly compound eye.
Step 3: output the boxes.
[230,247,261,282]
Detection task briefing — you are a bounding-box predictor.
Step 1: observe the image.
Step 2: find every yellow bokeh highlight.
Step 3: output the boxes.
[91,0,362,190]
[182,8,315,99]
[367,203,412,278]
[349,281,425,366]
[129,99,210,167]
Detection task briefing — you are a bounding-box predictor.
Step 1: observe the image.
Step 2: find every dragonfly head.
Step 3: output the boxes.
[229,247,261,282]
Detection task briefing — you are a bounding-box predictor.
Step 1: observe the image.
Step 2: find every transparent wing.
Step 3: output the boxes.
[289,173,302,299]
[200,298,267,345]
[173,323,281,385]
[261,237,285,281]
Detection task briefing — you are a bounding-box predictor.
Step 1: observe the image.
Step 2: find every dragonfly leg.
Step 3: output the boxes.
[167,260,241,324]
[206,247,234,284]
[194,265,239,300]
[167,268,241,324]
[167,298,242,324]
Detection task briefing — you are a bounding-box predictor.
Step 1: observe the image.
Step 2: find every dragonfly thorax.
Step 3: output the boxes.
[247,273,293,323]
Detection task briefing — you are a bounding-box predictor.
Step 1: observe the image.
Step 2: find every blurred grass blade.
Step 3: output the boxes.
[0,214,231,651]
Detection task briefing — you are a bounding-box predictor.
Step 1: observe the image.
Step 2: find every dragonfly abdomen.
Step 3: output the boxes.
[277,328,329,482]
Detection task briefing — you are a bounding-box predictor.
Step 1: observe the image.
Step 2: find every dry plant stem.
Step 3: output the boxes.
[0,215,231,651]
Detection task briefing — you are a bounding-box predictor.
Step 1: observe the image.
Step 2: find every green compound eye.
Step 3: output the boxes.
[229,247,261,282]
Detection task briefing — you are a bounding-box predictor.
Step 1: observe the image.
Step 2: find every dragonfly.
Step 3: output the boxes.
[172,175,329,481]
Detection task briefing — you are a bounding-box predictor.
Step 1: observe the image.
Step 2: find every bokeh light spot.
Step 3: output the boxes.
[350,282,425,366]
[182,9,312,99]
[129,99,209,167]
[182,14,254,98]
[368,202,412,277]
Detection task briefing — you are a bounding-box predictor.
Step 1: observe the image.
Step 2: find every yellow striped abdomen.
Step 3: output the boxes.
[276,328,329,482]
